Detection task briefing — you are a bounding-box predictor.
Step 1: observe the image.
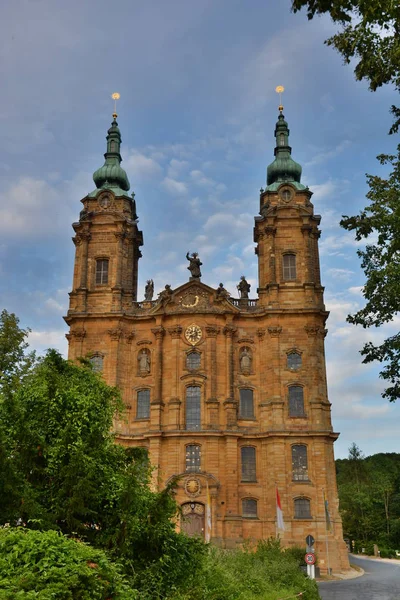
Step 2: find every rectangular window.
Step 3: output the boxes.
[137,389,150,419]
[294,498,311,519]
[185,445,201,472]
[89,354,103,372]
[186,386,201,430]
[241,447,256,482]
[96,259,109,284]
[242,498,257,518]
[283,254,296,280]
[289,386,305,417]
[239,389,254,418]
[292,445,309,481]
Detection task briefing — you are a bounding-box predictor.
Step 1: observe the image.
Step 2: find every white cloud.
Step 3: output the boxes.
[326,268,354,281]
[168,159,189,179]
[28,329,68,357]
[125,150,163,180]
[306,140,351,167]
[161,177,188,196]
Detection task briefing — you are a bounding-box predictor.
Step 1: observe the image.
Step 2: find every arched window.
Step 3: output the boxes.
[294,497,311,519]
[137,389,150,419]
[289,386,305,417]
[185,444,201,472]
[282,254,296,281]
[287,352,302,370]
[186,351,201,371]
[279,133,285,146]
[242,498,258,518]
[292,445,308,481]
[89,354,103,372]
[186,386,201,430]
[241,447,256,482]
[96,259,109,285]
[110,140,117,152]
[239,389,254,419]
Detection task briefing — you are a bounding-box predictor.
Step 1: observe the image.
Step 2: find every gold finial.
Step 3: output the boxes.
[275,85,284,112]
[111,92,120,118]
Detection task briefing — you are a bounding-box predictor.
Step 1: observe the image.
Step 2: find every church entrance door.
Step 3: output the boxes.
[181,502,205,538]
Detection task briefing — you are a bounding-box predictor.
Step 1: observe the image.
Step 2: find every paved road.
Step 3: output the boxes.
[318,555,400,600]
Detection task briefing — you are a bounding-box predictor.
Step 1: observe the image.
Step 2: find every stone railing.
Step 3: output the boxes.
[229,298,259,311]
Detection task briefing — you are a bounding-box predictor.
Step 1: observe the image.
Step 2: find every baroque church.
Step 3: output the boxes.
[65,102,349,572]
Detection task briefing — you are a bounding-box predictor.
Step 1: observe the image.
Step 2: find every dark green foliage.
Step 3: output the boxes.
[168,540,320,600]
[0,528,137,599]
[340,149,400,401]
[336,444,400,550]
[291,0,400,133]
[290,3,400,401]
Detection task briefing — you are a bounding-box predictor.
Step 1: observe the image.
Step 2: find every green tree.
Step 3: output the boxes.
[291,0,400,132]
[291,2,400,400]
[0,337,203,597]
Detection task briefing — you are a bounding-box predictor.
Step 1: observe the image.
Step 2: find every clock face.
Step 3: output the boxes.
[185,324,202,345]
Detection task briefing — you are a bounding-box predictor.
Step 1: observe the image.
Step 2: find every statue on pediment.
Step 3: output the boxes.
[186,252,202,279]
[144,279,154,301]
[237,275,250,299]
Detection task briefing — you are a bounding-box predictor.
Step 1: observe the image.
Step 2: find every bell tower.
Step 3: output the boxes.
[254,105,323,312]
[67,108,143,351]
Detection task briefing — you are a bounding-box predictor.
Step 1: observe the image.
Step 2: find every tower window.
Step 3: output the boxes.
[292,445,308,481]
[186,351,201,371]
[279,133,285,146]
[241,447,256,482]
[185,444,201,472]
[282,254,296,280]
[96,259,109,285]
[186,386,201,430]
[287,352,302,370]
[110,140,117,152]
[239,389,254,419]
[242,498,258,518]
[289,386,305,417]
[137,389,150,419]
[89,354,103,372]
[294,497,311,519]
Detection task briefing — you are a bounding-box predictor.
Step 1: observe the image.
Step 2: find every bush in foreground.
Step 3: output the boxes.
[168,539,320,600]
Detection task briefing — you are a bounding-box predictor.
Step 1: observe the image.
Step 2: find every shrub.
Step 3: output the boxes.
[0,528,137,599]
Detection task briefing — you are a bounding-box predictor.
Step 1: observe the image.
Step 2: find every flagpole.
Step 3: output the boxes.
[323,489,331,575]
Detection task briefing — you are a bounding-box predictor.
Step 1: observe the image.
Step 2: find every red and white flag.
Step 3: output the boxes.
[276,486,285,531]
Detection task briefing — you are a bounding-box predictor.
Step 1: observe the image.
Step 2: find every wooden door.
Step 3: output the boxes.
[181,502,205,538]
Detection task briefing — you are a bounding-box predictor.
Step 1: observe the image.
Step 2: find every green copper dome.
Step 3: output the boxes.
[90,116,130,196]
[265,112,305,191]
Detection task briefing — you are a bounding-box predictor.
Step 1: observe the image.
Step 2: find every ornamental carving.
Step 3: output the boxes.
[108,328,123,341]
[223,325,237,338]
[98,191,114,209]
[125,331,136,344]
[257,328,266,339]
[205,325,220,337]
[178,287,209,310]
[268,326,282,337]
[67,329,86,340]
[168,325,183,338]
[151,326,165,340]
[184,478,202,498]
[304,325,327,337]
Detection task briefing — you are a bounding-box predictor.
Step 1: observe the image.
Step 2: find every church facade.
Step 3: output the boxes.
[65,107,349,572]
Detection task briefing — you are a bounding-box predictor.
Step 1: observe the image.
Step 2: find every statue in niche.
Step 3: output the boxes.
[240,347,252,373]
[138,349,151,374]
[144,279,154,301]
[158,284,172,306]
[215,283,229,301]
[237,275,251,299]
[186,252,202,279]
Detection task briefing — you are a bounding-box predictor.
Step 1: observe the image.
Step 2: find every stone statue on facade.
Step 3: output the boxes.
[186,252,202,279]
[158,284,172,306]
[138,349,151,374]
[240,347,252,373]
[237,275,251,299]
[215,282,229,301]
[144,279,154,301]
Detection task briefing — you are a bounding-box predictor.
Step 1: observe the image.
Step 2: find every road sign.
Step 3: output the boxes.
[306,535,315,547]
[305,553,316,565]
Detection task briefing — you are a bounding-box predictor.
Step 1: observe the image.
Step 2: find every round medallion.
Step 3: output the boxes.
[184,477,201,498]
[185,324,202,345]
[98,192,113,209]
[279,187,293,203]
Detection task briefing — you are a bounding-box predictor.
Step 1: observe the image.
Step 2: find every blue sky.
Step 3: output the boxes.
[1,0,399,459]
